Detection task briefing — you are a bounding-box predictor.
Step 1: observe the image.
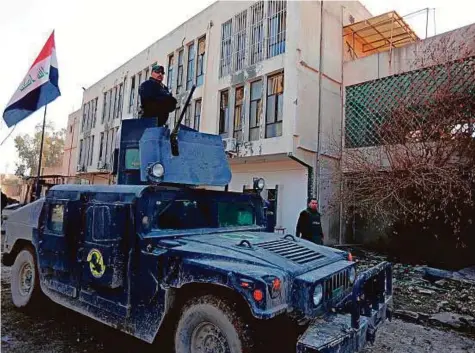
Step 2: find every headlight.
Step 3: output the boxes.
[349,267,356,284]
[313,284,323,306]
[149,163,164,178]
[253,177,265,191]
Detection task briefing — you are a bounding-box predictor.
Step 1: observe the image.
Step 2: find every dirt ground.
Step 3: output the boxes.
[2,266,475,353]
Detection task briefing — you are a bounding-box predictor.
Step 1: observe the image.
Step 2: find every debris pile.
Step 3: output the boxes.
[341,247,475,335]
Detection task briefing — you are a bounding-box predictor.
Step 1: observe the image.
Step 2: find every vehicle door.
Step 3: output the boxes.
[38,198,82,298]
[78,201,134,318]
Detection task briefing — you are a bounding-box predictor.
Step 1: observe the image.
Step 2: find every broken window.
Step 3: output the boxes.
[234,86,244,141]
[249,80,263,141]
[194,99,202,130]
[129,76,135,114]
[219,90,229,135]
[266,72,284,138]
[186,42,195,90]
[167,54,174,90]
[250,1,264,65]
[177,49,184,94]
[220,19,233,77]
[267,1,287,58]
[233,10,247,71]
[197,37,206,87]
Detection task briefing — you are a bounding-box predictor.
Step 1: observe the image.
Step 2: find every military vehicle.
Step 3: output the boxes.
[2,86,393,353]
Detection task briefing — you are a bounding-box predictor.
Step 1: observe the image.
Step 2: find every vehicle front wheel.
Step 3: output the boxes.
[175,294,254,353]
[10,246,42,310]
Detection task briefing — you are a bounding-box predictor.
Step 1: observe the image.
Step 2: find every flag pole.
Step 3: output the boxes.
[35,105,48,199]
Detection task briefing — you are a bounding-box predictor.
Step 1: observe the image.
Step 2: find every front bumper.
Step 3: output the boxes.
[297,262,393,353]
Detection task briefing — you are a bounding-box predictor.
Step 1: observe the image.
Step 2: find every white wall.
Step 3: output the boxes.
[229,159,308,236]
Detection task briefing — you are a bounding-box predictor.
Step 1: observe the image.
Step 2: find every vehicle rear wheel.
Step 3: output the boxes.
[175,294,254,353]
[11,246,42,309]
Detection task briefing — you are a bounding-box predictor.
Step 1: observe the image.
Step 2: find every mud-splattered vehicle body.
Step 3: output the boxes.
[2,89,393,353]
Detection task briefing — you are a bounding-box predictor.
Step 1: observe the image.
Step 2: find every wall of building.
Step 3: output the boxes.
[62,109,80,181]
[229,159,308,235]
[344,23,475,87]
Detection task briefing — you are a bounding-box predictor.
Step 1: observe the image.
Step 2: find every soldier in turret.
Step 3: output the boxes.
[138,64,177,126]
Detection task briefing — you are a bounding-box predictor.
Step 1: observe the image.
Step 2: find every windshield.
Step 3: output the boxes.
[150,196,257,230]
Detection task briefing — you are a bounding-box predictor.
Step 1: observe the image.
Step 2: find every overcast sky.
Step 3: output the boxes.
[1,0,474,174]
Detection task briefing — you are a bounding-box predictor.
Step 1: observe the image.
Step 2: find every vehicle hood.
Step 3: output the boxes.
[151,230,348,277]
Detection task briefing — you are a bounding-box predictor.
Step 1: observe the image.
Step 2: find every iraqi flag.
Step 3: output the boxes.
[2,31,61,128]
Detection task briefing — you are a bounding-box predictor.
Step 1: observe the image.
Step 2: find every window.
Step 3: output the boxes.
[194,99,202,130]
[48,204,64,233]
[234,86,244,140]
[107,89,113,122]
[125,148,140,170]
[233,11,247,71]
[219,90,229,135]
[145,68,150,79]
[186,42,195,90]
[220,20,233,77]
[197,37,206,87]
[249,80,263,141]
[267,1,287,58]
[81,104,86,132]
[218,202,255,227]
[167,54,174,90]
[92,98,98,127]
[184,104,191,127]
[136,72,142,111]
[112,86,118,120]
[129,76,135,113]
[104,131,109,167]
[102,92,107,123]
[250,1,265,65]
[79,139,84,166]
[89,135,95,166]
[99,132,104,162]
[266,72,284,138]
[153,199,213,230]
[117,83,123,119]
[177,50,184,94]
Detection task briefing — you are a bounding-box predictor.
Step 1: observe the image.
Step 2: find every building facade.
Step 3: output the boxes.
[61,109,81,182]
[76,0,373,242]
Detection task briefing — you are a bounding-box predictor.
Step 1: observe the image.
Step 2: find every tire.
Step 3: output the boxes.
[10,245,42,309]
[175,295,254,353]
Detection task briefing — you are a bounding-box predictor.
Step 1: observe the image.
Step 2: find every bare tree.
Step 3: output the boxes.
[338,29,475,252]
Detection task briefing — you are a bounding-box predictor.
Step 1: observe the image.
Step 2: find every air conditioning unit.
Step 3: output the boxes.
[222,137,237,153]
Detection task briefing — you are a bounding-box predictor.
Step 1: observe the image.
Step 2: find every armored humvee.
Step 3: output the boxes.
[2,87,393,353]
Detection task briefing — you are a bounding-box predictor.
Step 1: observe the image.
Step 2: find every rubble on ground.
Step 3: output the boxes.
[339,246,475,335]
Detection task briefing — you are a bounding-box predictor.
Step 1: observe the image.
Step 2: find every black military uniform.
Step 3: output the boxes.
[296,208,324,245]
[138,64,177,126]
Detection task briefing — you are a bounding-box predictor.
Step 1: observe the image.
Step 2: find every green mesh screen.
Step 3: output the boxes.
[345,56,475,148]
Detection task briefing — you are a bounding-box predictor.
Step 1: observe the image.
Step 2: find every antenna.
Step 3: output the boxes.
[170,85,197,156]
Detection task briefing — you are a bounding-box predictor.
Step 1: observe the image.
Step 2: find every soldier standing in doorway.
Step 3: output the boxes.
[296,198,324,245]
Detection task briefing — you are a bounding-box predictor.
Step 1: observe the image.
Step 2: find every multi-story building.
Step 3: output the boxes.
[61,109,81,183]
[76,0,378,242]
